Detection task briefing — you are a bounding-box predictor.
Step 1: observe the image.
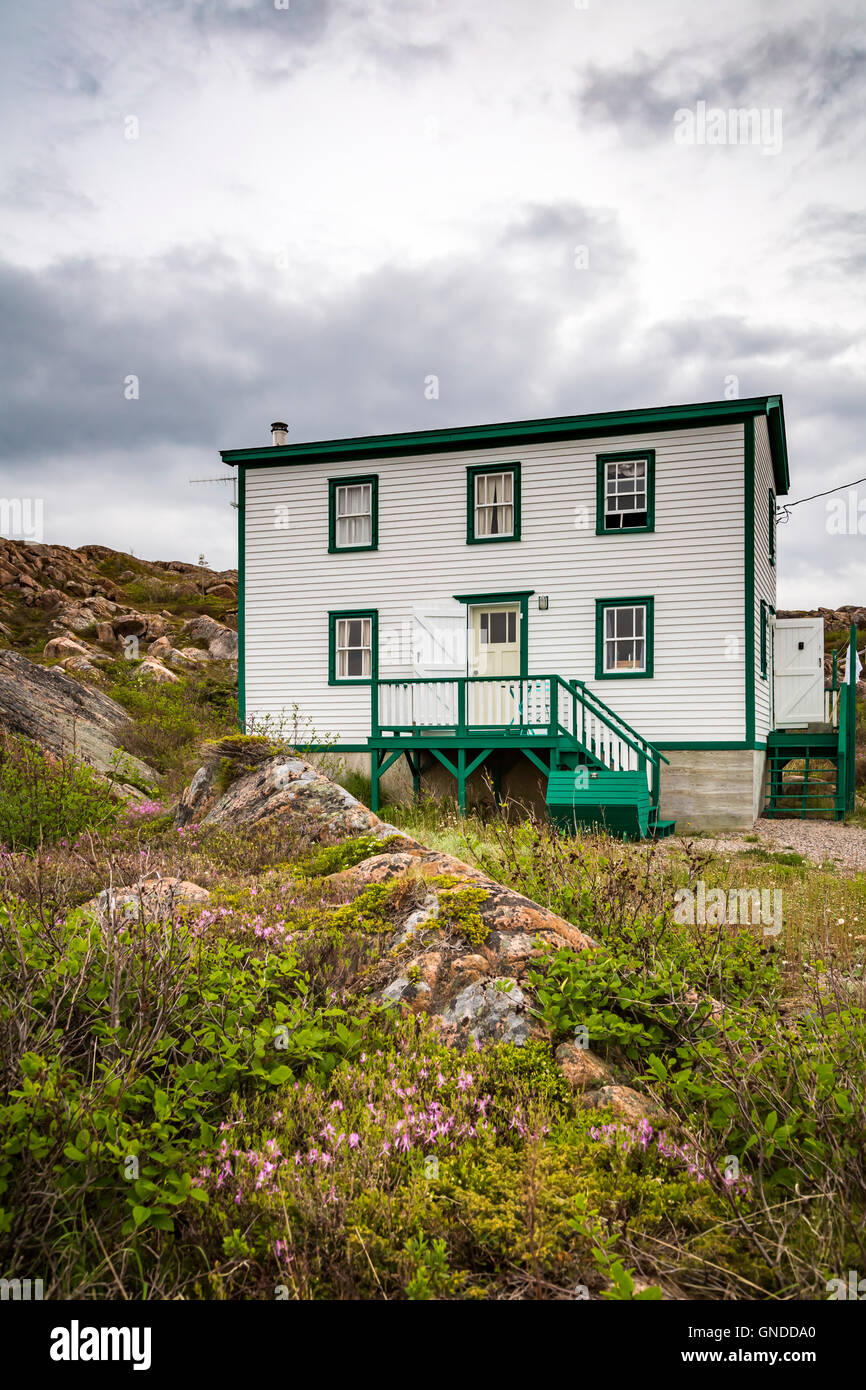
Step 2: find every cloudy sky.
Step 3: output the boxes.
[0,0,864,604]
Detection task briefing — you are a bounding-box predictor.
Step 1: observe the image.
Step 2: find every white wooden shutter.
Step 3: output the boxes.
[412,603,467,677]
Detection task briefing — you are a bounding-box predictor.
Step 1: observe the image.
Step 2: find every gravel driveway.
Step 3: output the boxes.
[674,817,866,873]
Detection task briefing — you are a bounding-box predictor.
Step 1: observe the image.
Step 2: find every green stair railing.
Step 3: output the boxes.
[371,673,669,816]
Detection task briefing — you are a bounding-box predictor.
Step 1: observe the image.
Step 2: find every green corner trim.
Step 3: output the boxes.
[595,596,655,680]
[760,599,769,680]
[768,486,776,567]
[453,590,533,676]
[237,464,246,730]
[328,608,378,686]
[595,449,656,535]
[744,418,756,744]
[328,474,378,553]
[466,461,521,544]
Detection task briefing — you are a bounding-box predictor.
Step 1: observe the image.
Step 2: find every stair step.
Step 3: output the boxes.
[650,818,678,839]
[546,768,651,840]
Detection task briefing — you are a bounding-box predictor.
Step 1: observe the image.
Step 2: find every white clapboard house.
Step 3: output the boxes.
[221,396,857,832]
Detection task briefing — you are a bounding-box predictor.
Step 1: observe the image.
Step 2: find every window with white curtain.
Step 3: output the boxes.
[336,482,372,547]
[335,616,372,678]
[329,475,378,551]
[474,470,514,538]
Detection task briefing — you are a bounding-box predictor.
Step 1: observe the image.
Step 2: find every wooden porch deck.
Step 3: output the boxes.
[366,672,671,835]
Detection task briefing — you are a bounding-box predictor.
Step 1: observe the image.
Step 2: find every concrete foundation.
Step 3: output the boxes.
[658,749,766,832]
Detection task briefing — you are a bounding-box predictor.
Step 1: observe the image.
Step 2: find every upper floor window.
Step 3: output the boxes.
[467,463,521,543]
[596,450,655,534]
[329,475,378,552]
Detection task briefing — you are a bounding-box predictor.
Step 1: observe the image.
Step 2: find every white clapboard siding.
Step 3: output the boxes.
[243,422,748,745]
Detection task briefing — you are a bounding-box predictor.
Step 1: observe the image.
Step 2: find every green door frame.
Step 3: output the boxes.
[452,589,534,678]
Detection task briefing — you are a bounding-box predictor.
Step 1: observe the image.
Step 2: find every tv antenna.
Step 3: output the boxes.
[189,476,238,509]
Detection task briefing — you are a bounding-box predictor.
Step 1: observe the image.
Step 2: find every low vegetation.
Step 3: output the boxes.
[0,740,864,1299]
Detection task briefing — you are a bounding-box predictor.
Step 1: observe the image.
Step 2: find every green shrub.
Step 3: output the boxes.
[0,736,121,850]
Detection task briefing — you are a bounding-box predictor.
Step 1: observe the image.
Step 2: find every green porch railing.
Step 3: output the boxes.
[370,673,668,812]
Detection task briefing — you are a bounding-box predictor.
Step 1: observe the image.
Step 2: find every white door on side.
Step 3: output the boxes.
[773,618,824,725]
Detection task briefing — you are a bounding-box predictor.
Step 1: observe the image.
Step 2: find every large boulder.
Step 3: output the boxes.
[0,648,158,786]
[180,615,238,661]
[137,658,179,684]
[43,634,93,662]
[185,754,384,842]
[83,877,210,922]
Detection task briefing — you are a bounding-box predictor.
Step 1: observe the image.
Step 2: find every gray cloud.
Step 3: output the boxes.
[574,17,866,145]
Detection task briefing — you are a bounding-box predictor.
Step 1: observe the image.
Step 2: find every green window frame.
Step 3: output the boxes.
[595,596,654,679]
[328,475,378,553]
[466,462,521,544]
[768,488,775,567]
[596,450,655,534]
[328,609,378,685]
[760,600,768,679]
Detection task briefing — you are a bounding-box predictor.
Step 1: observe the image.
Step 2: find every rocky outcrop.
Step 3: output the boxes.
[0,540,238,671]
[0,649,158,786]
[174,753,609,1071]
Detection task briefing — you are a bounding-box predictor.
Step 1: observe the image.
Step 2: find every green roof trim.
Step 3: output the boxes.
[221,395,791,496]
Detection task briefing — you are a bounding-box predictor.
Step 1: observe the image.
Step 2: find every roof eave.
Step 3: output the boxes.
[221,394,791,493]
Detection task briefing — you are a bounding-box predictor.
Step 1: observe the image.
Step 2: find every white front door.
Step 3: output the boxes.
[773,618,824,725]
[468,603,521,726]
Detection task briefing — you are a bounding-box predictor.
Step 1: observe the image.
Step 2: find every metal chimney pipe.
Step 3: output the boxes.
[270,421,288,447]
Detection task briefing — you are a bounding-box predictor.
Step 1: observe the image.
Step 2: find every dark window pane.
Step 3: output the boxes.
[347,650,363,675]
[347,620,362,646]
[489,612,507,643]
[507,611,516,643]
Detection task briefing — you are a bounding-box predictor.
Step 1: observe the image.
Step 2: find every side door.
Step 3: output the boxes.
[773,617,824,726]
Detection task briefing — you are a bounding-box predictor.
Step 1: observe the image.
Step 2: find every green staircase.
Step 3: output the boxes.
[368,671,673,839]
[764,734,842,819]
[764,624,858,822]
[543,681,674,839]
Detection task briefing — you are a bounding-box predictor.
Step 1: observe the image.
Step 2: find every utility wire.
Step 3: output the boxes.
[777,474,866,524]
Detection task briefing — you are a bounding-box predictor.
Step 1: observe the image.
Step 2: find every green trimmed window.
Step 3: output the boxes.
[596,450,655,533]
[595,597,654,679]
[329,609,377,684]
[329,475,378,552]
[768,488,775,567]
[467,462,521,543]
[760,600,768,679]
